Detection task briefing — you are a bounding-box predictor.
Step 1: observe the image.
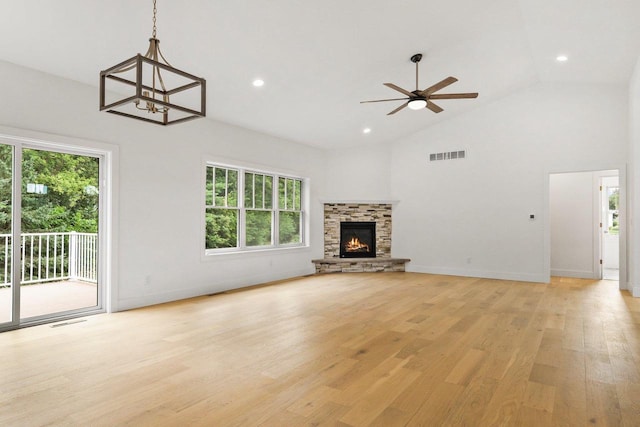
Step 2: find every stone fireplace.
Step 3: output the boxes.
[312,202,409,273]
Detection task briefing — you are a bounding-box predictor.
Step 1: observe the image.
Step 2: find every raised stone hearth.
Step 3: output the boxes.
[312,257,410,273]
[312,202,410,273]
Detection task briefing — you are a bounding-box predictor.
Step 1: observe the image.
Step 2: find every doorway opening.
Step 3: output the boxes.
[549,169,621,282]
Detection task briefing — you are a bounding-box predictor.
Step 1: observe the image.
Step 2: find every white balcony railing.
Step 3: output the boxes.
[0,232,98,286]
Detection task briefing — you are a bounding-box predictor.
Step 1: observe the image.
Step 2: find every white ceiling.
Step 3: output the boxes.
[1,0,639,149]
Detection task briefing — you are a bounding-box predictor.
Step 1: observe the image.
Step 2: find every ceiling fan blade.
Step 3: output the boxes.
[387,103,408,115]
[421,77,458,95]
[360,97,409,104]
[426,101,444,113]
[384,83,414,97]
[429,93,479,100]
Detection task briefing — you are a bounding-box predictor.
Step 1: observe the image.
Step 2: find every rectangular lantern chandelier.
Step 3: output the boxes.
[99,0,206,125]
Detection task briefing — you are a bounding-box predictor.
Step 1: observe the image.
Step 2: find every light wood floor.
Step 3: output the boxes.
[1,273,639,426]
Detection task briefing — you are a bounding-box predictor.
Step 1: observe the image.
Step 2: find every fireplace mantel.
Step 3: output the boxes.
[319,199,400,205]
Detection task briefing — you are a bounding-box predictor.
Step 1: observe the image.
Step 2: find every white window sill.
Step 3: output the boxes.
[202,244,311,262]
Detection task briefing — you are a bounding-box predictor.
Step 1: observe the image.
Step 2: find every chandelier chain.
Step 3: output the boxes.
[152,0,157,38]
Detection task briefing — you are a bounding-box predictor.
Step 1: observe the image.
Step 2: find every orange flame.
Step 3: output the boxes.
[345,237,369,252]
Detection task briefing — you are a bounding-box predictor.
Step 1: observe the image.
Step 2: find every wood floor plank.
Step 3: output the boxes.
[369,407,413,426]
[441,376,499,425]
[586,380,623,426]
[444,348,486,386]
[1,273,639,426]
[405,381,466,425]
[616,382,640,427]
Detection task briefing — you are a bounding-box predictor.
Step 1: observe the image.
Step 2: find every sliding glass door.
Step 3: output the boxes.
[0,140,104,330]
[0,143,15,324]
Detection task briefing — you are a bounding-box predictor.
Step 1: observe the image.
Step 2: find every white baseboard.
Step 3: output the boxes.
[550,269,598,279]
[117,266,315,311]
[633,285,640,298]
[406,265,548,283]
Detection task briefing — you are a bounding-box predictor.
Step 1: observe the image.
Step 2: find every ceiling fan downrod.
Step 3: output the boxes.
[411,54,422,91]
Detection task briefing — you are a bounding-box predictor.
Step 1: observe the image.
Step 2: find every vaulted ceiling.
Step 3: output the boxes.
[1,0,639,149]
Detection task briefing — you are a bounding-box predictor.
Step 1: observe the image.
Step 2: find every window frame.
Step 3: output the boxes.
[204,161,307,255]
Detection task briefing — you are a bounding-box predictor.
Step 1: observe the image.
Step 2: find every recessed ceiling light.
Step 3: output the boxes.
[252,79,265,87]
[363,128,371,134]
[556,55,568,62]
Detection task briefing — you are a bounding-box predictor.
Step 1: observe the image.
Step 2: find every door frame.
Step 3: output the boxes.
[0,128,117,332]
[544,164,627,290]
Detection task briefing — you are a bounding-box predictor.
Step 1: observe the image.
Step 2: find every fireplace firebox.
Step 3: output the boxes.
[340,222,376,258]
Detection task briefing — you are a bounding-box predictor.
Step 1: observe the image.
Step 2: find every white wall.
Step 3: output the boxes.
[390,82,628,283]
[629,56,640,296]
[0,60,327,311]
[324,145,391,201]
[549,172,595,278]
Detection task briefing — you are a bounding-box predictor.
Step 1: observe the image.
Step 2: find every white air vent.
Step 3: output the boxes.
[429,150,466,162]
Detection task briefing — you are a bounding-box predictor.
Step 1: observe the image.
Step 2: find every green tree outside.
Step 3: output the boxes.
[0,147,99,234]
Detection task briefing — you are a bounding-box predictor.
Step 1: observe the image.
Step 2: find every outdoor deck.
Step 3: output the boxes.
[0,280,97,321]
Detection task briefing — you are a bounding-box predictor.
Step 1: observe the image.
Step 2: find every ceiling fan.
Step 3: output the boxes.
[361,54,478,115]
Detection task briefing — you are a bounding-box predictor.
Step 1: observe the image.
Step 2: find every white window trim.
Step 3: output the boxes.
[203,160,308,256]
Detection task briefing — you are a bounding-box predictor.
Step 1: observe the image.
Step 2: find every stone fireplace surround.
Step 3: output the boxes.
[312,202,410,273]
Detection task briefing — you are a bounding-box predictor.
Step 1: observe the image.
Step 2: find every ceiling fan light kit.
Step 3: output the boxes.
[361,53,478,115]
[408,99,427,110]
[99,0,206,125]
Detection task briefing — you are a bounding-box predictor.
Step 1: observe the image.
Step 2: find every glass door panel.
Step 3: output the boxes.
[0,144,13,324]
[19,149,100,319]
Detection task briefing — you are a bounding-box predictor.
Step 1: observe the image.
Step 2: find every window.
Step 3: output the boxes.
[244,172,273,247]
[278,177,302,245]
[205,166,239,249]
[205,163,305,252]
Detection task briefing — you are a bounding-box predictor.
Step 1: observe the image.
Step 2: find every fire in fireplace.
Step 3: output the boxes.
[340,222,376,258]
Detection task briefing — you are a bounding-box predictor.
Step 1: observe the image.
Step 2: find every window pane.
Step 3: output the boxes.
[214,168,226,206]
[246,210,272,247]
[286,179,294,210]
[294,179,302,210]
[244,172,254,208]
[227,169,238,207]
[255,174,264,208]
[205,208,238,249]
[264,176,273,209]
[279,211,301,244]
[278,177,286,209]
[205,166,214,205]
